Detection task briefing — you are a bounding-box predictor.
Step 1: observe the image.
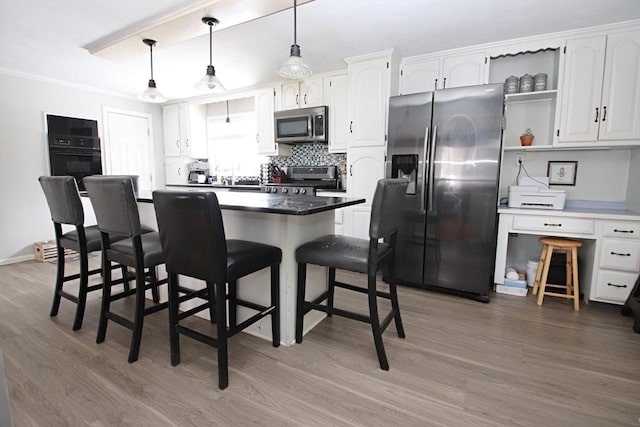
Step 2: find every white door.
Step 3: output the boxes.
[558,36,607,143]
[301,77,324,107]
[162,104,181,156]
[400,59,440,94]
[347,56,389,148]
[344,146,385,238]
[103,107,154,192]
[441,52,487,89]
[599,30,640,141]
[255,88,276,154]
[326,73,349,153]
[281,83,300,110]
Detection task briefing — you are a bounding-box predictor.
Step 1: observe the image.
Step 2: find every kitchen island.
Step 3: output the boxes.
[134,188,365,345]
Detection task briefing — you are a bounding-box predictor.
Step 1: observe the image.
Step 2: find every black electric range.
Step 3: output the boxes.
[263,166,338,196]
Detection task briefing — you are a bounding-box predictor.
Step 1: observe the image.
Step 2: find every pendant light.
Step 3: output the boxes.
[225,100,231,123]
[276,0,312,79]
[138,39,167,103]
[195,17,225,92]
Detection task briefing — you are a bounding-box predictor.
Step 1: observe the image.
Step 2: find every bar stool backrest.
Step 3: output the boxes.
[369,178,409,240]
[83,176,141,237]
[39,176,84,226]
[153,191,228,284]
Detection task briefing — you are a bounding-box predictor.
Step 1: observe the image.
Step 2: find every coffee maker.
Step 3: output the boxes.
[187,160,209,184]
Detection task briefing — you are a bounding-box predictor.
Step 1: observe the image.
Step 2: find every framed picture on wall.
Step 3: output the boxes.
[547,161,578,186]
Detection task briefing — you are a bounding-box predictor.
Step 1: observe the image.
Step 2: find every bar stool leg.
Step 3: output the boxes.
[128,266,146,363]
[270,264,280,348]
[295,263,307,344]
[565,249,572,297]
[537,245,554,306]
[572,247,580,311]
[533,244,547,296]
[368,269,389,371]
[73,246,90,331]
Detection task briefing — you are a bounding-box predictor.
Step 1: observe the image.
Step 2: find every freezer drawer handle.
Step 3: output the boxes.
[610,251,631,257]
[613,229,634,234]
[544,223,562,227]
[607,282,627,288]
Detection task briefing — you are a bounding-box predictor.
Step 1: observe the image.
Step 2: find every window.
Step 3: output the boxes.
[207,110,265,178]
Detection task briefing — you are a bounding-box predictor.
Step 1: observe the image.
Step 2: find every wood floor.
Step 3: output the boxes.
[1,259,639,426]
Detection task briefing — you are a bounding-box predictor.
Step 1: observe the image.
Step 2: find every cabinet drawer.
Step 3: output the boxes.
[601,222,640,239]
[599,239,640,271]
[512,216,595,235]
[593,270,637,303]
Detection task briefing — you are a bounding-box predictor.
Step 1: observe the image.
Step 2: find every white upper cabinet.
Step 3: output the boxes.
[163,104,181,157]
[400,51,487,95]
[441,52,488,89]
[324,72,349,153]
[280,77,325,110]
[162,103,208,158]
[346,51,397,148]
[255,88,291,156]
[558,29,640,144]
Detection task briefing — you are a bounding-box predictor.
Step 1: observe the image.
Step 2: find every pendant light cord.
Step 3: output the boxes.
[149,43,154,80]
[209,22,213,66]
[293,0,297,45]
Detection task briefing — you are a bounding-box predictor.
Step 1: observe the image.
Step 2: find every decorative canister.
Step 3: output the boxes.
[533,73,548,91]
[504,75,519,94]
[519,74,533,93]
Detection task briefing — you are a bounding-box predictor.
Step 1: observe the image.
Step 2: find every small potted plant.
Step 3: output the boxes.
[520,128,534,146]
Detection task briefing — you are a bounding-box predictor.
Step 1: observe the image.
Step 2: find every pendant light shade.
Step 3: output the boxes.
[276,0,311,79]
[138,39,167,103]
[195,17,225,92]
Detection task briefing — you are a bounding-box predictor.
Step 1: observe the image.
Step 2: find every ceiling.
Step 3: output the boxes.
[1,0,639,102]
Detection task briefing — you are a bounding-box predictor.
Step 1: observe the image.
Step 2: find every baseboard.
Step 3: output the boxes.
[0,254,35,266]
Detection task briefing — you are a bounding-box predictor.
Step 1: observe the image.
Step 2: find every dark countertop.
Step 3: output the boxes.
[167,184,347,193]
[137,187,364,216]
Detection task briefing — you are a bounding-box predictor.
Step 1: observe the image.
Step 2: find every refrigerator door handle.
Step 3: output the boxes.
[428,126,437,212]
[421,127,430,212]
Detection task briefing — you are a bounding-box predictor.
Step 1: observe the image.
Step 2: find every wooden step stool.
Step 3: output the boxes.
[532,237,582,310]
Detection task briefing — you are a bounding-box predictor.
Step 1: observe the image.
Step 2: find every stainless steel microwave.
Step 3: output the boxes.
[274,106,328,143]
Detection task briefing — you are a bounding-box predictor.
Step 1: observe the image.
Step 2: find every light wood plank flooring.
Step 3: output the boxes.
[1,259,639,426]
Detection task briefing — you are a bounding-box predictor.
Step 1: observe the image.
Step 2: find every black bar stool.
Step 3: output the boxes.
[38,175,129,330]
[84,176,168,363]
[153,190,281,390]
[295,178,408,370]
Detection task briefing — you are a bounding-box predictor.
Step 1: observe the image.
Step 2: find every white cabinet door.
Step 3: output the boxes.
[344,147,385,238]
[347,56,390,148]
[165,158,187,185]
[184,104,208,159]
[441,52,486,89]
[281,83,300,110]
[301,77,324,107]
[163,104,181,157]
[558,36,607,143]
[325,73,348,153]
[599,30,640,141]
[255,88,276,154]
[400,59,440,95]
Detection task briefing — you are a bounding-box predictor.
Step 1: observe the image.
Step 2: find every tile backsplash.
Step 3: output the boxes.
[270,143,346,167]
[264,143,347,187]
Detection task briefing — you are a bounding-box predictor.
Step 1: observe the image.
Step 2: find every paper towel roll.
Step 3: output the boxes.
[505,268,519,280]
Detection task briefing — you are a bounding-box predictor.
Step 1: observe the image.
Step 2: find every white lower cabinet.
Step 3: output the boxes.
[591,220,640,304]
[343,146,385,239]
[316,191,345,233]
[165,158,189,185]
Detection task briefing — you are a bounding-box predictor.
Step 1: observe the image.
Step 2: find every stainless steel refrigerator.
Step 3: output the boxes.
[385,84,504,301]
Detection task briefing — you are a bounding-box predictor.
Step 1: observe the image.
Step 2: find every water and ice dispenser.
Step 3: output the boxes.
[391,154,418,195]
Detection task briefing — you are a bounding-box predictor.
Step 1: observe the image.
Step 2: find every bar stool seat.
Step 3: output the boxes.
[532,237,582,310]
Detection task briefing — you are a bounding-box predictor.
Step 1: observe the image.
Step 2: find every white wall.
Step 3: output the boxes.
[500,149,631,201]
[0,72,164,264]
[627,148,640,212]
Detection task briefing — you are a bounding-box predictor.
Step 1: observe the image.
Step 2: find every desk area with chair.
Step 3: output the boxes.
[494,206,640,306]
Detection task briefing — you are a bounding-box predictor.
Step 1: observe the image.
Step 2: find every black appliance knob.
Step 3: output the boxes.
[293,188,300,194]
[300,188,307,194]
[282,188,288,194]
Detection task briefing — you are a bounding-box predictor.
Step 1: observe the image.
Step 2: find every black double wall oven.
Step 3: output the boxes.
[47,115,102,191]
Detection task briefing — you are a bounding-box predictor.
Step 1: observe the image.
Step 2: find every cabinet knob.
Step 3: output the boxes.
[185,138,189,147]
[296,94,299,105]
[349,121,353,133]
[594,107,599,123]
[178,167,181,175]
[543,223,562,227]
[443,77,447,89]
[610,251,631,257]
[613,229,634,234]
[607,282,627,288]
[349,164,353,176]
[434,78,438,90]
[176,140,180,148]
[304,94,307,104]
[602,106,607,122]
